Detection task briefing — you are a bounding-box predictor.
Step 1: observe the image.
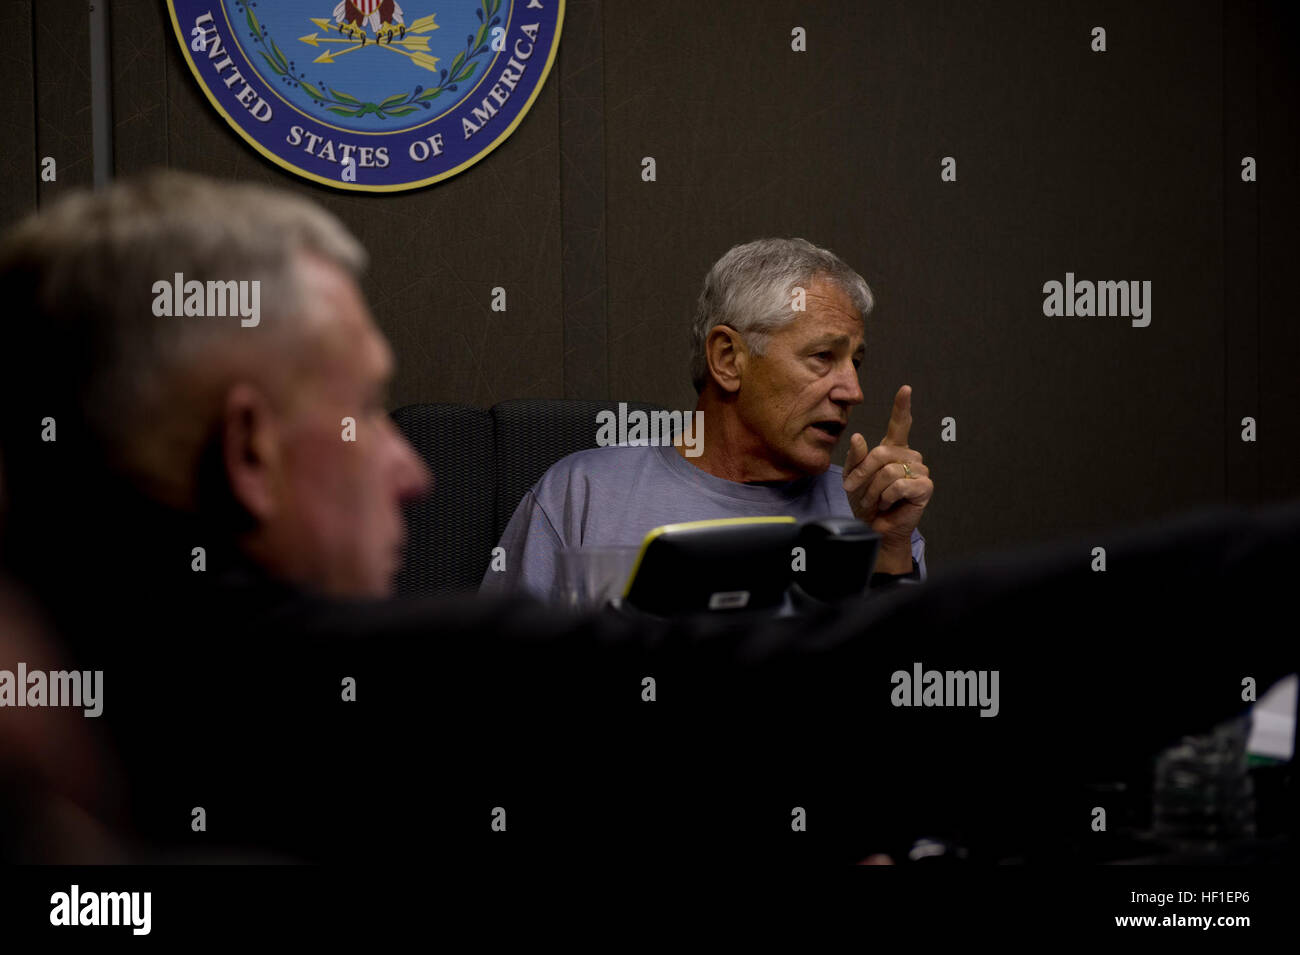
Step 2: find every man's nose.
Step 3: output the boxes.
[392,431,433,502]
[831,362,864,406]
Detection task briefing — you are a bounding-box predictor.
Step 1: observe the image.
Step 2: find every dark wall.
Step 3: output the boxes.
[2,0,1296,564]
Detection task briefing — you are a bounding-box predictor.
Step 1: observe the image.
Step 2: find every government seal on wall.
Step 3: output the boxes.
[167,0,564,191]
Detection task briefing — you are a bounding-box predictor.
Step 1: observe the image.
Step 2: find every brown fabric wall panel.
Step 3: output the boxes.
[604,0,1227,561]
[959,0,1227,548]
[33,0,92,203]
[111,0,169,172]
[1258,0,1300,502]
[559,0,609,399]
[155,15,565,411]
[0,1,37,227]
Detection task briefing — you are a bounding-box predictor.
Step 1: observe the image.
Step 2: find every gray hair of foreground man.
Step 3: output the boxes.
[688,237,875,393]
[0,171,366,509]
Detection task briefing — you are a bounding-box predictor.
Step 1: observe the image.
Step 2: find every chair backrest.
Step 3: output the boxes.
[489,398,663,542]
[390,403,495,596]
[391,398,663,596]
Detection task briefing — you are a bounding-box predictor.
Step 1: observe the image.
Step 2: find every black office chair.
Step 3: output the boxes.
[390,403,496,596]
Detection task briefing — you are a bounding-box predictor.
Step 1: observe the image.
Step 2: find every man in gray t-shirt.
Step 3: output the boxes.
[481,441,927,600]
[482,238,936,602]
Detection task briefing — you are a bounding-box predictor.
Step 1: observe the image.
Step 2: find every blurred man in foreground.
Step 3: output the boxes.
[0,172,430,601]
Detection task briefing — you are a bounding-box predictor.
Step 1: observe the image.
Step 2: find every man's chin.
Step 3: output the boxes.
[796,439,835,473]
[357,578,396,600]
[778,445,832,479]
[327,561,399,600]
[374,562,400,599]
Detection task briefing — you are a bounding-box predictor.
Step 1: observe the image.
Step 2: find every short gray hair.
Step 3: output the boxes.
[689,238,874,393]
[0,171,366,506]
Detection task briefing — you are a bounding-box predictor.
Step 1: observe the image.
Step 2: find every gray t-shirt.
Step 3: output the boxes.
[480,442,928,600]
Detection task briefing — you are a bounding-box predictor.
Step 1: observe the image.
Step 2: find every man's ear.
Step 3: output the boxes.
[705,325,747,394]
[222,382,282,521]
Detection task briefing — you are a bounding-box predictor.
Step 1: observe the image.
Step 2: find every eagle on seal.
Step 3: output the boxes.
[333,0,407,45]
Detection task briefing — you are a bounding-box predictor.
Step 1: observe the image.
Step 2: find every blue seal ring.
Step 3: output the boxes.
[166,0,564,191]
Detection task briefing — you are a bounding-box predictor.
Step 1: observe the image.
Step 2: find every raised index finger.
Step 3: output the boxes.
[881,385,912,447]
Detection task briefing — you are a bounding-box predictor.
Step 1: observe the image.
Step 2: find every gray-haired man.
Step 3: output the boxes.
[0,171,431,602]
[483,238,934,600]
